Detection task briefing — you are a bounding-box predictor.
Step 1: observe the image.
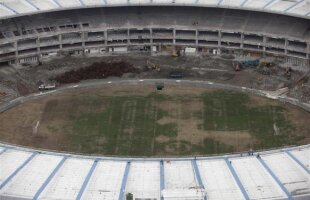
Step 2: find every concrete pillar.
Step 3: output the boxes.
[285,39,288,55]
[240,33,244,55]
[59,34,63,49]
[218,31,222,54]
[150,28,154,53]
[263,36,267,57]
[195,29,199,54]
[81,31,86,49]
[173,28,176,45]
[150,28,153,44]
[14,41,18,63]
[127,28,130,45]
[241,33,244,49]
[36,37,41,62]
[104,30,108,52]
[307,43,310,59]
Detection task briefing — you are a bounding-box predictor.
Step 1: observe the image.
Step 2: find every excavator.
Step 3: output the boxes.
[146,60,160,71]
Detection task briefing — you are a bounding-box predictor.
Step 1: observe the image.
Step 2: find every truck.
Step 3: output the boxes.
[232,59,260,71]
[169,71,184,79]
[38,83,56,91]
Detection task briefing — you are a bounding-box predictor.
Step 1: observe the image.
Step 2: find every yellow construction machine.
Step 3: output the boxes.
[146,60,160,71]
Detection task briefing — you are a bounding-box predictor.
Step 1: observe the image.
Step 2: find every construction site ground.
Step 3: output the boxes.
[0,53,307,103]
[0,53,309,156]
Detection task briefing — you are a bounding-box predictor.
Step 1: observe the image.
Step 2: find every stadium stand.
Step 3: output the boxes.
[0,144,309,200]
[0,6,309,65]
[0,1,309,200]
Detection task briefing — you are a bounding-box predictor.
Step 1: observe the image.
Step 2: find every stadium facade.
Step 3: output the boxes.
[0,0,310,200]
[0,0,309,65]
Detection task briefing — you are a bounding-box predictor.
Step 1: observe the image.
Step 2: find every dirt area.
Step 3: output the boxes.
[53,61,138,83]
[0,53,309,155]
[1,53,307,102]
[0,84,309,156]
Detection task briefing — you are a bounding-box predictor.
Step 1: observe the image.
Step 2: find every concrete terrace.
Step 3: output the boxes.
[0,6,309,65]
[0,143,309,200]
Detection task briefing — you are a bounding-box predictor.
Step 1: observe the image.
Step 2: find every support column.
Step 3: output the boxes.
[81,31,86,50]
[285,39,288,55]
[104,30,108,52]
[59,34,63,50]
[241,33,244,49]
[240,33,245,55]
[150,28,154,53]
[307,43,310,59]
[14,41,18,64]
[195,29,199,54]
[36,37,41,62]
[218,31,222,54]
[263,36,267,57]
[173,28,176,45]
[127,28,130,51]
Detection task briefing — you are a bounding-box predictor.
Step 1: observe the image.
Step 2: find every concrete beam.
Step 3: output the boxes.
[224,158,250,200]
[118,161,131,200]
[24,0,40,11]
[241,0,249,7]
[285,151,310,174]
[160,160,165,200]
[76,159,98,200]
[257,157,293,200]
[191,159,207,200]
[51,0,62,7]
[263,0,277,9]
[0,2,19,14]
[78,0,85,6]
[33,157,67,200]
[0,152,37,190]
[285,0,304,12]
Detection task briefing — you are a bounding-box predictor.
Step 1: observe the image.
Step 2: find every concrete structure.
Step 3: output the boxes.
[0,5,309,65]
[0,77,309,200]
[0,143,309,200]
[0,0,310,20]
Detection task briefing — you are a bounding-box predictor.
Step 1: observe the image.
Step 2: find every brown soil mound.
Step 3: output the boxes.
[53,61,138,84]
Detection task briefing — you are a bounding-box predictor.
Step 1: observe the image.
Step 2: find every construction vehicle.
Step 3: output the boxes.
[146,60,160,71]
[232,61,241,71]
[241,59,259,68]
[172,49,181,57]
[169,71,184,79]
[232,59,259,71]
[38,83,56,91]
